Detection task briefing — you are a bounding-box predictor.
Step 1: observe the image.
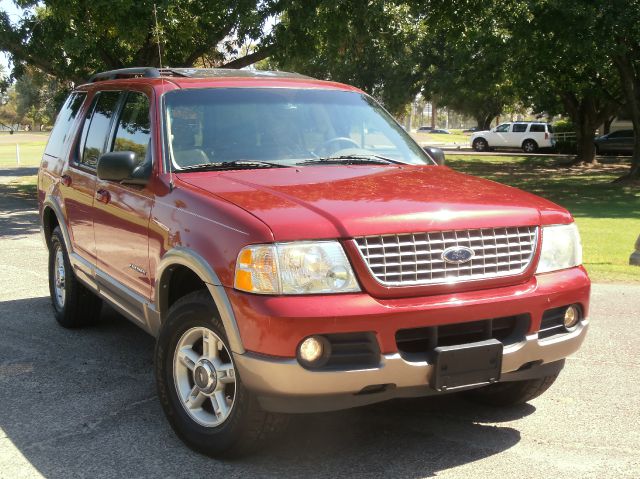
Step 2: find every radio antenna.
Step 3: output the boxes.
[153,4,174,190]
[153,4,163,68]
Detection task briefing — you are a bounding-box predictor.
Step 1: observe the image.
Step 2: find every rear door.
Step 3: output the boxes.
[510,123,528,148]
[63,90,121,263]
[528,123,549,147]
[92,89,154,306]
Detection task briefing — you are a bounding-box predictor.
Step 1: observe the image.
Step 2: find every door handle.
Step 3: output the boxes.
[61,174,72,187]
[95,189,111,204]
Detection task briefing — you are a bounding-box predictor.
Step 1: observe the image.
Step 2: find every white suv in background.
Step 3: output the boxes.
[471,122,555,153]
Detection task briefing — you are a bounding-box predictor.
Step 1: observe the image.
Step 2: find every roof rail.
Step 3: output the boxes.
[88,67,162,83]
[88,67,311,83]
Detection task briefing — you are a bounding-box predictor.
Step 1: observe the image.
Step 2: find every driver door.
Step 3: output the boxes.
[92,90,154,312]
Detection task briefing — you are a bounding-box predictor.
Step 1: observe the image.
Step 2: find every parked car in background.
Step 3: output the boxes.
[471,122,555,153]
[594,130,634,155]
[463,127,480,133]
[417,126,434,132]
[430,128,451,134]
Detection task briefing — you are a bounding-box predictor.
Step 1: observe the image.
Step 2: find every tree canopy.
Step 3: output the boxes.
[0,0,277,83]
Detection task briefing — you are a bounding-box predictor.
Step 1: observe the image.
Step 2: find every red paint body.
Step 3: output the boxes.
[38,74,590,360]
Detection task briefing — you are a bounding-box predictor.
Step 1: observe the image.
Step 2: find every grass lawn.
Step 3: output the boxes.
[412,129,470,146]
[0,132,48,167]
[447,153,640,283]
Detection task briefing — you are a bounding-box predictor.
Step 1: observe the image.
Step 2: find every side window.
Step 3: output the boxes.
[112,92,151,166]
[80,91,121,168]
[44,92,87,159]
[495,123,510,133]
[530,124,545,133]
[512,124,528,133]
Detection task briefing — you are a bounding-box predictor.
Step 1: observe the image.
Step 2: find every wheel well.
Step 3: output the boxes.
[163,265,208,312]
[522,138,538,147]
[42,207,59,248]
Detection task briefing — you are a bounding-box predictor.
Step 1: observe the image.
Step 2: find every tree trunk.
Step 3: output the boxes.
[431,101,437,128]
[603,116,615,135]
[613,52,640,180]
[575,120,597,165]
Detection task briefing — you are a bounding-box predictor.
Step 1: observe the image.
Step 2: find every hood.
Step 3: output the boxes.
[472,130,491,137]
[177,165,571,241]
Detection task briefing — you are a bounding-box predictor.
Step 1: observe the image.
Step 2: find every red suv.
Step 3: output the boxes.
[38,67,590,457]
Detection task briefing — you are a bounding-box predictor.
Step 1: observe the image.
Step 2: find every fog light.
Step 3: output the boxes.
[299,336,324,364]
[563,305,580,329]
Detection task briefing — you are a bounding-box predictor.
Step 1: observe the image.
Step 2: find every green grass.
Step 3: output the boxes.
[412,129,470,146]
[447,154,640,283]
[3,175,38,197]
[0,143,45,167]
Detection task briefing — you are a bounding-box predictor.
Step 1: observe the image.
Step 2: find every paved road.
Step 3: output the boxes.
[0,176,639,479]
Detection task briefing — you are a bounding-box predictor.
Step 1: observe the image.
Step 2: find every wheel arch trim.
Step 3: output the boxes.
[42,197,71,252]
[155,247,245,354]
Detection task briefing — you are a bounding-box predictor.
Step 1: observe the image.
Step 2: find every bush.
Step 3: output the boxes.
[552,118,575,133]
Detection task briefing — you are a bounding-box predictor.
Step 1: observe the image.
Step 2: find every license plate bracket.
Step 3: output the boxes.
[431,339,503,391]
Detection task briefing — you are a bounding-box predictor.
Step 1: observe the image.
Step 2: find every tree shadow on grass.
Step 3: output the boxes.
[449,156,640,219]
[0,296,526,479]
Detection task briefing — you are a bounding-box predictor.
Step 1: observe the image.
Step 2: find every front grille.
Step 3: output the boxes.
[355,226,538,286]
[395,314,530,361]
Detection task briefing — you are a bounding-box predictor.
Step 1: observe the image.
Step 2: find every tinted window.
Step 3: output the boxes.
[44,92,86,158]
[512,124,528,133]
[495,123,510,133]
[530,124,546,132]
[81,91,121,168]
[112,92,151,165]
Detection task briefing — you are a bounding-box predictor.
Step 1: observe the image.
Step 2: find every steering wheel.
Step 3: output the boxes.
[315,137,360,156]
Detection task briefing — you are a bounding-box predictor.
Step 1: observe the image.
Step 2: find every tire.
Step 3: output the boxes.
[522,139,538,153]
[155,290,285,458]
[473,138,489,152]
[48,226,102,328]
[463,374,559,407]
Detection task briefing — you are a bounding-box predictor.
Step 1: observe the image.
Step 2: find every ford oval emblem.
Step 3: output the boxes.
[442,246,475,264]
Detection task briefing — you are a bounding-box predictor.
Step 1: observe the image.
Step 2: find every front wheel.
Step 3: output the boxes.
[463,374,559,407]
[155,290,284,458]
[472,138,489,152]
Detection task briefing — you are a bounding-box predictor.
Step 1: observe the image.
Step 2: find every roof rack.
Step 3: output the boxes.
[88,67,311,83]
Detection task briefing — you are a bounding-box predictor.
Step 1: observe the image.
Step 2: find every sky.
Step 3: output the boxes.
[0,0,29,72]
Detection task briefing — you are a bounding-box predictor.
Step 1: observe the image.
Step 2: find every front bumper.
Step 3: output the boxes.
[229,267,590,413]
[234,322,587,412]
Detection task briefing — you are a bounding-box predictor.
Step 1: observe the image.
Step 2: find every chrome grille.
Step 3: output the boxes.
[354,226,538,286]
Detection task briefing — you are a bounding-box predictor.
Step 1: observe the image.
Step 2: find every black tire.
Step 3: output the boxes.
[48,226,102,328]
[463,374,559,407]
[522,139,538,153]
[155,290,285,458]
[473,138,489,152]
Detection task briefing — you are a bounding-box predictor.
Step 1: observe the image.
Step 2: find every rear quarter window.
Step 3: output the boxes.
[529,124,546,133]
[43,92,87,159]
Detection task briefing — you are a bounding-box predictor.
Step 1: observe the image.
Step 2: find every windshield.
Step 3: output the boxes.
[164,88,431,169]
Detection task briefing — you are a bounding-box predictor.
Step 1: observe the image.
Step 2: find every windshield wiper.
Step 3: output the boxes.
[301,154,402,165]
[177,160,288,172]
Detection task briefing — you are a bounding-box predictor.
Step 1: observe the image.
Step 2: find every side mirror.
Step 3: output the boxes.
[424,146,446,166]
[97,151,148,185]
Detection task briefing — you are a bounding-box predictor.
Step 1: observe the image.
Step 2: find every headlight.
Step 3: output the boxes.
[536,223,582,274]
[234,241,360,294]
